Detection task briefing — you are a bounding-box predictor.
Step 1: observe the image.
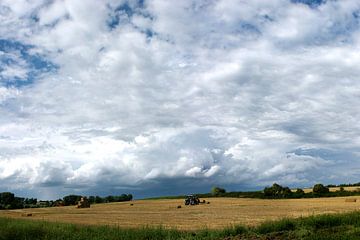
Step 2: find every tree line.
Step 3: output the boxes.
[198,183,360,199]
[0,192,133,210]
[326,182,360,188]
[0,192,38,210]
[263,183,331,198]
[62,194,133,206]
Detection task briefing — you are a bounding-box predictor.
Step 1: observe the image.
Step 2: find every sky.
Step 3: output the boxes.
[1,0,360,200]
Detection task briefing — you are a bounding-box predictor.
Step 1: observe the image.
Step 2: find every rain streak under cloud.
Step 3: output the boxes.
[1,0,360,199]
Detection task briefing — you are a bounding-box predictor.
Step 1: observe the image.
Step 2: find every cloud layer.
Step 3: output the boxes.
[1,0,360,199]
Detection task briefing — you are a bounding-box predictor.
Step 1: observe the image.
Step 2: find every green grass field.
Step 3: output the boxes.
[2,211,360,239]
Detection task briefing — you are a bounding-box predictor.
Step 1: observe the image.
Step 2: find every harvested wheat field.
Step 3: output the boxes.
[1,197,360,230]
[299,186,360,193]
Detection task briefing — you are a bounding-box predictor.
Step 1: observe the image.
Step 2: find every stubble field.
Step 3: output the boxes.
[1,197,360,230]
[301,186,360,193]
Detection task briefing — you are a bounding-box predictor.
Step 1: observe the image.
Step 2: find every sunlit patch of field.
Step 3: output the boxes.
[301,186,360,193]
[1,197,360,230]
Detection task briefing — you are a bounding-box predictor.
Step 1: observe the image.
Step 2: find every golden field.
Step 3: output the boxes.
[300,186,360,193]
[1,197,360,230]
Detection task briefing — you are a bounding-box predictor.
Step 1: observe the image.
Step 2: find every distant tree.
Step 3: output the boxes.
[63,195,82,206]
[95,196,103,203]
[0,192,15,205]
[211,187,226,196]
[339,186,345,192]
[0,193,26,209]
[52,199,64,207]
[24,198,37,205]
[127,194,133,201]
[12,197,25,209]
[295,188,305,194]
[312,184,329,194]
[120,194,128,200]
[264,183,292,198]
[88,196,95,204]
[105,195,114,203]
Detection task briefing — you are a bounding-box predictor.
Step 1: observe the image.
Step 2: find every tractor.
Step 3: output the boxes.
[184,195,200,205]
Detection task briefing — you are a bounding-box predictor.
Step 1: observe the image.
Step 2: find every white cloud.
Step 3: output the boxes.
[1,0,360,198]
[0,50,30,81]
[0,87,20,103]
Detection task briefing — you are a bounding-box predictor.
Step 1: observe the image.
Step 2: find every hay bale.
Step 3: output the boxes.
[21,213,33,217]
[345,198,357,202]
[130,203,134,206]
[177,205,181,209]
[207,201,210,204]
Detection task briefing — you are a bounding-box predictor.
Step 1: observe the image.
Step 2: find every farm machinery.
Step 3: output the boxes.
[77,197,90,208]
[184,195,201,205]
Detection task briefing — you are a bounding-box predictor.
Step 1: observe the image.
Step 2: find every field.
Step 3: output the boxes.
[1,197,360,230]
[301,186,360,193]
[2,212,360,240]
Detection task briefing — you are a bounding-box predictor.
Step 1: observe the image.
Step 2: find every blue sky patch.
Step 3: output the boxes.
[291,0,327,7]
[107,4,131,30]
[107,2,136,30]
[0,39,57,88]
[107,0,149,30]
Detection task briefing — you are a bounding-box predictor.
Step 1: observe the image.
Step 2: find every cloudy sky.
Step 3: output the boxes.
[1,0,360,199]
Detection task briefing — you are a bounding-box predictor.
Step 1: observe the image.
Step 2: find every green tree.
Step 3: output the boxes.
[264,183,292,198]
[127,194,133,201]
[63,195,82,206]
[105,196,114,202]
[95,196,103,203]
[295,188,305,194]
[313,184,329,194]
[0,193,26,209]
[211,187,226,196]
[24,198,37,205]
[0,192,15,205]
[88,196,95,204]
